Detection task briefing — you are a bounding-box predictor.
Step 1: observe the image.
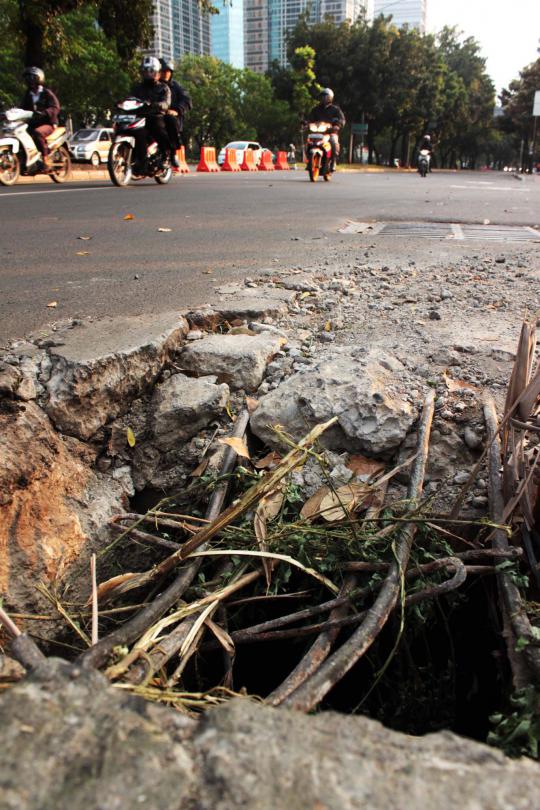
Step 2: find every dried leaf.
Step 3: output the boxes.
[319,482,374,522]
[78,236,91,240]
[190,457,209,477]
[157,227,172,232]
[228,326,256,336]
[126,427,136,447]
[346,455,385,481]
[218,436,250,459]
[205,618,235,657]
[300,291,312,299]
[443,371,480,394]
[123,213,134,221]
[245,396,259,414]
[46,301,57,308]
[76,251,89,256]
[324,320,332,332]
[259,489,284,521]
[253,450,282,469]
[92,572,139,603]
[202,269,213,274]
[300,485,330,520]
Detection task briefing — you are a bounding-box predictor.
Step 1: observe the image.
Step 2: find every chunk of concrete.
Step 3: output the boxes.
[0,402,128,623]
[44,313,189,440]
[151,373,229,451]
[180,333,285,391]
[251,348,416,456]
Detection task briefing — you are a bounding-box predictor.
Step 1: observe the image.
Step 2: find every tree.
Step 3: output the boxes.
[18,0,152,68]
[500,58,540,168]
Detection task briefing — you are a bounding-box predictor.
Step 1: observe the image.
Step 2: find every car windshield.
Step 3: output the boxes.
[226,142,248,150]
[71,130,98,142]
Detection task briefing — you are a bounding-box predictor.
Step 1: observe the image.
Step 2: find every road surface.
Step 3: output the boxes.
[1,170,538,343]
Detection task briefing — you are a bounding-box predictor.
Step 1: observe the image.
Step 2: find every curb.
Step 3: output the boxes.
[18,169,110,185]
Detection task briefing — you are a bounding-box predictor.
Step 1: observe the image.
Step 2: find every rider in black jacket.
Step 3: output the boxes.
[159,58,192,170]
[131,56,172,171]
[308,88,346,171]
[20,67,60,169]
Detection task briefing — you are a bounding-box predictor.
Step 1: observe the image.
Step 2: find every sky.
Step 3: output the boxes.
[426,0,540,95]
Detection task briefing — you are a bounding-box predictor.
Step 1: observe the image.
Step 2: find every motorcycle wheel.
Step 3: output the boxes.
[309,153,320,182]
[155,165,172,185]
[108,142,133,187]
[0,149,20,186]
[50,146,72,183]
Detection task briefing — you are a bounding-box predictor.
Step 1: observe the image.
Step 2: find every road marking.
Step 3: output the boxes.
[0,185,118,199]
[450,223,464,239]
[450,185,524,192]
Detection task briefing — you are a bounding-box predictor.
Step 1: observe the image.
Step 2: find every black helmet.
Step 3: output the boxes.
[159,58,174,74]
[140,56,160,79]
[23,66,45,84]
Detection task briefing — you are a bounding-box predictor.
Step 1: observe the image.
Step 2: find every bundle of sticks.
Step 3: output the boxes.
[3,318,540,710]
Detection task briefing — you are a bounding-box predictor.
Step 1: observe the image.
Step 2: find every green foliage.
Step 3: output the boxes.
[177,54,297,151]
[286,16,499,167]
[488,687,540,758]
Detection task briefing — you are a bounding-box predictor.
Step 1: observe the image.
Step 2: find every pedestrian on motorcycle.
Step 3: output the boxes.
[131,56,172,174]
[418,133,434,171]
[308,88,345,171]
[159,58,192,172]
[20,67,60,171]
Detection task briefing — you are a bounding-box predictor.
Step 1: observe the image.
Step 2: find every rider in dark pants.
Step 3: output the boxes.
[159,58,192,171]
[308,88,346,172]
[131,56,172,173]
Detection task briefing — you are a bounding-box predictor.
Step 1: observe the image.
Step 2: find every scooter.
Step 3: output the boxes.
[418,149,431,178]
[305,122,334,182]
[0,108,71,186]
[108,98,172,187]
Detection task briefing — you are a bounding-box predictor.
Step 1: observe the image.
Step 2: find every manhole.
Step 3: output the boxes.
[340,221,540,243]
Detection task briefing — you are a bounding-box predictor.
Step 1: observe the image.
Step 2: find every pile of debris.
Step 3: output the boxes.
[1,269,540,759]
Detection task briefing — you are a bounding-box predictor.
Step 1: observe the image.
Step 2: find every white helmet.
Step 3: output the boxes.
[140,56,161,79]
[320,88,334,103]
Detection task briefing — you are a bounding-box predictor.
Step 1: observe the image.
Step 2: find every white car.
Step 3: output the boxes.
[217,140,265,167]
[69,128,114,166]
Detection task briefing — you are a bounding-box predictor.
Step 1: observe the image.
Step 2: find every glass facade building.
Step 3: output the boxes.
[372,0,427,33]
[245,0,366,72]
[211,0,245,68]
[149,0,211,63]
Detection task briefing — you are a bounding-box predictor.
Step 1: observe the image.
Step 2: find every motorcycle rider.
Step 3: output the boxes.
[20,67,60,171]
[418,133,434,171]
[159,58,192,172]
[308,88,345,171]
[131,56,172,174]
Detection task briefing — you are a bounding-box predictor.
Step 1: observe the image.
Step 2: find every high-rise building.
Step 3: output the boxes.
[372,0,427,33]
[149,0,211,63]
[211,0,245,68]
[245,0,366,72]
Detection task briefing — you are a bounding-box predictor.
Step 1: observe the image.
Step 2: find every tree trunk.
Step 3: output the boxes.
[400,132,410,168]
[22,19,45,67]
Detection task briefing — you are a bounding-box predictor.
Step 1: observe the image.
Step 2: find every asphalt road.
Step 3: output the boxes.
[1,169,539,343]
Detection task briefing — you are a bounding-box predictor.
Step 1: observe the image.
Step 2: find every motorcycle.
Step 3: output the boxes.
[108,98,172,187]
[305,122,334,182]
[0,108,71,186]
[418,149,431,178]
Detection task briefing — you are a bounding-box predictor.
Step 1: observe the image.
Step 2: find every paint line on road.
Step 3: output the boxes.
[0,185,119,199]
[450,185,525,192]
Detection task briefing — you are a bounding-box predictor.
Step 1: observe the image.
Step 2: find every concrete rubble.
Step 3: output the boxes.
[1,660,540,810]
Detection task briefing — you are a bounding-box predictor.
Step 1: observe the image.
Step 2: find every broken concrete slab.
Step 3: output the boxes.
[251,348,417,455]
[212,296,290,321]
[0,402,129,620]
[151,373,229,452]
[2,665,540,810]
[44,313,189,441]
[180,333,285,391]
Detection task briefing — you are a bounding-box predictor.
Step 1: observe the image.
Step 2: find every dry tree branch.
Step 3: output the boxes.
[79,409,253,670]
[278,390,435,712]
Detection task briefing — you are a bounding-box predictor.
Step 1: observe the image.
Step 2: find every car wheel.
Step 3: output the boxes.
[90,152,101,167]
